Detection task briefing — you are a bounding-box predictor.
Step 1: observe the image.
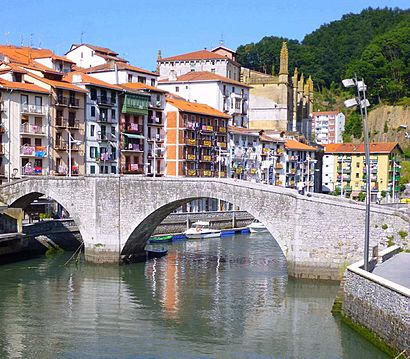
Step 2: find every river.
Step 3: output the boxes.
[0,233,389,358]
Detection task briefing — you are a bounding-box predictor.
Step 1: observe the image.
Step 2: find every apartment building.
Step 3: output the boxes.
[120,82,167,176]
[284,140,317,192]
[64,72,122,175]
[0,78,50,181]
[323,142,402,201]
[165,97,229,178]
[260,133,287,186]
[158,71,250,127]
[158,47,241,81]
[311,111,345,144]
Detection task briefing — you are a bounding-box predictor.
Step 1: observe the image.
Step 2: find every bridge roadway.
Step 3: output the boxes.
[0,175,408,280]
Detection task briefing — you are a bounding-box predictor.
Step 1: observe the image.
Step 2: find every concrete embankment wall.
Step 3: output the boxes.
[341,247,410,355]
[153,211,254,235]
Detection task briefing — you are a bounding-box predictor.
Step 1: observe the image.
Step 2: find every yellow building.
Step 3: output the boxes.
[323,142,402,201]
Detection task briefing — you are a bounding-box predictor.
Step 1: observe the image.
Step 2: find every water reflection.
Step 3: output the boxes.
[0,233,389,359]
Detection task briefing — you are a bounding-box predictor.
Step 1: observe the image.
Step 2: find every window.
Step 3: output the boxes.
[90,124,95,137]
[21,94,28,105]
[111,166,116,174]
[128,74,133,82]
[137,76,146,84]
[356,173,359,178]
[90,88,97,100]
[111,109,116,120]
[35,138,42,146]
[151,79,156,87]
[91,106,96,117]
[90,146,97,159]
[90,165,95,174]
[232,87,235,92]
[111,126,116,138]
[190,69,195,72]
[356,162,360,168]
[35,96,42,106]
[211,68,215,73]
[175,86,179,92]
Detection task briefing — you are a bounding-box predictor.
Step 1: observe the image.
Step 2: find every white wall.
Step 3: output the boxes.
[322,154,335,192]
[65,45,107,68]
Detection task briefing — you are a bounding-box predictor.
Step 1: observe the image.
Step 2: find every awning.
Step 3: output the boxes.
[123,133,145,139]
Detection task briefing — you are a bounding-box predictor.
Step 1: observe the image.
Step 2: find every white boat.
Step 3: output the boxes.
[184,221,221,239]
[247,219,268,233]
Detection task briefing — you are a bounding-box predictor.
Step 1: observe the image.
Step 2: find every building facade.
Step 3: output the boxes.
[322,143,402,202]
[158,71,249,127]
[165,98,229,178]
[312,111,345,144]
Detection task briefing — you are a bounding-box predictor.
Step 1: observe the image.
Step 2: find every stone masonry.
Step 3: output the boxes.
[0,176,408,279]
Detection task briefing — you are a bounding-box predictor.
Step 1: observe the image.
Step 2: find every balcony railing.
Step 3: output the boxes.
[201,125,214,132]
[56,96,68,106]
[98,133,116,142]
[122,163,144,174]
[125,123,140,132]
[20,145,47,157]
[200,169,213,177]
[185,154,197,161]
[20,123,46,135]
[97,114,116,123]
[97,96,116,106]
[21,165,45,176]
[186,169,198,177]
[201,140,212,147]
[68,98,80,107]
[55,117,67,127]
[99,153,116,162]
[185,138,197,146]
[122,143,143,152]
[149,100,163,109]
[218,127,227,133]
[216,171,226,177]
[21,104,47,115]
[274,163,283,170]
[201,155,212,162]
[216,142,227,149]
[67,120,80,129]
[54,140,67,151]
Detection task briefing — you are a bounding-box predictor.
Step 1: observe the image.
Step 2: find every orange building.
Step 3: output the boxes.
[165,98,230,177]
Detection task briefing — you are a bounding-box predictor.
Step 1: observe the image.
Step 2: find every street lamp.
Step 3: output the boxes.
[68,130,82,177]
[343,75,371,271]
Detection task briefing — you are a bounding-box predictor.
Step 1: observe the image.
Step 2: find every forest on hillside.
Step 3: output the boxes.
[236,7,410,105]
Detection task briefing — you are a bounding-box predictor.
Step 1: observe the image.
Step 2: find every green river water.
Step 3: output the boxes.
[0,233,389,358]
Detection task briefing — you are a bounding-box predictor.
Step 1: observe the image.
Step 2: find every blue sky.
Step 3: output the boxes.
[2,0,409,71]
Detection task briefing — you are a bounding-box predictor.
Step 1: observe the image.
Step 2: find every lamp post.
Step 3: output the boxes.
[68,130,82,177]
[342,75,371,271]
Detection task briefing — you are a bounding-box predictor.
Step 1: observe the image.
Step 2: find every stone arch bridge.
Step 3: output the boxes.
[0,176,408,279]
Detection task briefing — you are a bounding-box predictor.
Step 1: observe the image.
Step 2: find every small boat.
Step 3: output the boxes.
[247,219,268,233]
[146,248,168,260]
[148,235,173,244]
[184,221,221,239]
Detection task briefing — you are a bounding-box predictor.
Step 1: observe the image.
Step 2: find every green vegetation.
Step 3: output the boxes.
[358,192,366,202]
[45,247,64,256]
[386,235,395,247]
[382,224,388,230]
[400,161,410,185]
[398,230,408,239]
[237,8,410,141]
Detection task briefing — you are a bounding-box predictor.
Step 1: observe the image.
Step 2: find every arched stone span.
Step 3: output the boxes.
[121,196,284,257]
[0,176,408,279]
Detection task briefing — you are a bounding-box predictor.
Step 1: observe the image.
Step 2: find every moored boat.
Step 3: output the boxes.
[184,221,221,239]
[247,219,268,233]
[148,235,173,244]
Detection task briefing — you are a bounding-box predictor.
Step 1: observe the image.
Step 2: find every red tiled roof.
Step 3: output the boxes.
[228,126,260,135]
[34,54,75,64]
[64,72,122,90]
[119,82,167,93]
[325,142,399,154]
[68,43,118,56]
[26,72,88,93]
[285,140,317,151]
[83,62,158,77]
[0,78,49,94]
[159,71,251,88]
[167,98,230,119]
[160,50,229,62]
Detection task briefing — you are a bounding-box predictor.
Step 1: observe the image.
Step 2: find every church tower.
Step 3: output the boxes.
[279,42,289,83]
[156,49,162,73]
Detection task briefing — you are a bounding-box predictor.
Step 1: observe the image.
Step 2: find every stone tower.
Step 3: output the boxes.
[279,42,289,83]
[156,49,162,73]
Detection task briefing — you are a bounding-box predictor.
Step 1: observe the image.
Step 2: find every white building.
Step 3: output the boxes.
[158,71,250,127]
[158,47,241,81]
[311,111,345,144]
[64,72,122,175]
[65,43,128,69]
[0,78,50,181]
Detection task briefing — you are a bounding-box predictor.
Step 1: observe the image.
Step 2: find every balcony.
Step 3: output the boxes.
[20,145,47,157]
[147,117,163,126]
[21,165,45,176]
[289,155,298,161]
[125,123,140,133]
[54,140,67,151]
[20,123,46,135]
[200,169,213,177]
[218,127,227,133]
[149,100,163,109]
[200,155,212,162]
[122,143,143,152]
[275,180,283,186]
[216,142,227,149]
[0,144,4,155]
[67,119,80,129]
[337,157,351,162]
[185,154,197,161]
[55,117,67,128]
[97,96,116,106]
[56,96,68,106]
[147,135,164,142]
[388,175,400,181]
[201,125,214,132]
[122,163,144,174]
[185,138,197,146]
[98,133,116,142]
[97,114,116,123]
[275,163,283,170]
[337,167,351,173]
[147,149,164,159]
[363,167,378,174]
[99,153,116,162]
[21,104,47,115]
[216,171,226,177]
[201,140,212,147]
[186,169,198,177]
[337,176,351,182]
[68,98,80,108]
